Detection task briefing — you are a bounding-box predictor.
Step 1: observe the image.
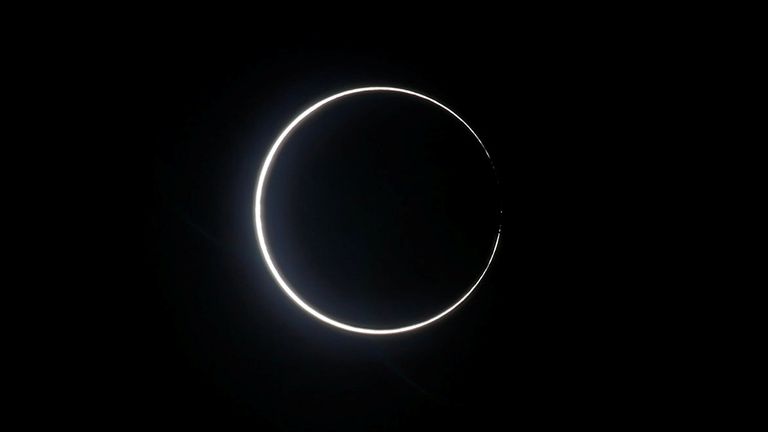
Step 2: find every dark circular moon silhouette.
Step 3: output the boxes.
[255,87,500,334]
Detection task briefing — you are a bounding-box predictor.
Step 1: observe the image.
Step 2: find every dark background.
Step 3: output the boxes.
[38,29,679,429]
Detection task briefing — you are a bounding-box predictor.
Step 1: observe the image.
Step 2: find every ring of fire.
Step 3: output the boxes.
[254,87,500,335]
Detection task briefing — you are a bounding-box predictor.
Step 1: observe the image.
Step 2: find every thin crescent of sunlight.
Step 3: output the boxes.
[254,87,501,335]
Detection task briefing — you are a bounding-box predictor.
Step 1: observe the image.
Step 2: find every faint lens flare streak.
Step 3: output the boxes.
[254,86,500,335]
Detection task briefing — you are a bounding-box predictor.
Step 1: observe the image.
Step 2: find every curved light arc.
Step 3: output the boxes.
[255,86,500,335]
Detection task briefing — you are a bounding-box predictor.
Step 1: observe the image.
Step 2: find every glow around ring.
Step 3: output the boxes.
[255,87,501,335]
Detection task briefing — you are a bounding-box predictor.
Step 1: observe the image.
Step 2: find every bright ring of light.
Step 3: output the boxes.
[255,87,501,335]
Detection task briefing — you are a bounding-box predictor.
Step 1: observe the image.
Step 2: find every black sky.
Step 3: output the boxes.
[33,27,677,429]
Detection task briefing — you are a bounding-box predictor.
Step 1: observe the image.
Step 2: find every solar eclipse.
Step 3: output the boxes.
[255,87,500,334]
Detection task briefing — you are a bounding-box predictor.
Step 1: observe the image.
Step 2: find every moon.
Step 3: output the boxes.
[255,87,501,335]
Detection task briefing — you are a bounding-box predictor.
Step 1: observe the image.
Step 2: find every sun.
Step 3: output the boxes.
[254,87,500,335]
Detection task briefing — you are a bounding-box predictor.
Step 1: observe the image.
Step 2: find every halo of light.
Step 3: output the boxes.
[254,87,500,335]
